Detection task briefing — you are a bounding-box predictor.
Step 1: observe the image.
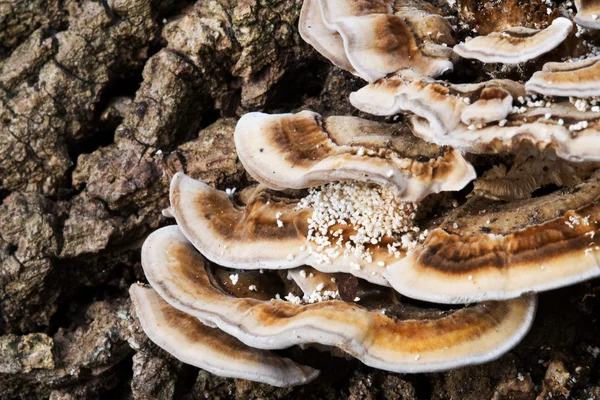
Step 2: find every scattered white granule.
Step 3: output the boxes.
[229,274,239,285]
[316,282,325,291]
[299,269,307,278]
[353,297,361,302]
[225,187,237,197]
[296,182,422,265]
[248,285,257,291]
[415,354,420,360]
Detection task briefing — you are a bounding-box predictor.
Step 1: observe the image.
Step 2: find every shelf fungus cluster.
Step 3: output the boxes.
[298,0,456,81]
[131,0,600,388]
[350,70,600,162]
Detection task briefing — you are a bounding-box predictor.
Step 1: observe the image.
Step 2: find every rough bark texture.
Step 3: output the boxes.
[1,0,600,398]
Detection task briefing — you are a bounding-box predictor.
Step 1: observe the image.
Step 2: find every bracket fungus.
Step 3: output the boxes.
[574,0,600,29]
[351,72,600,162]
[139,225,537,374]
[384,173,600,303]
[129,0,600,387]
[453,17,573,64]
[350,70,525,132]
[130,284,319,387]
[410,102,600,162]
[234,111,476,201]
[170,172,418,285]
[526,57,600,97]
[299,0,455,81]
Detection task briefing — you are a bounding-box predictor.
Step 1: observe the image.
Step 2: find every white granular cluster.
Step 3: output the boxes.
[506,94,600,133]
[569,96,600,113]
[296,182,423,265]
[284,290,340,305]
[510,94,555,116]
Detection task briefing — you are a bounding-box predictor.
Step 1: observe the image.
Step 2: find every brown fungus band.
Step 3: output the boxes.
[139,226,537,374]
[299,0,455,81]
[130,284,319,387]
[169,172,425,286]
[384,172,600,303]
[453,17,573,64]
[234,111,476,201]
[351,71,600,162]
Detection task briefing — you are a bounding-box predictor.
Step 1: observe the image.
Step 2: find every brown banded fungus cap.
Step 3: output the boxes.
[130,284,319,387]
[526,57,600,97]
[141,225,537,373]
[351,72,600,162]
[409,102,600,162]
[575,0,600,29]
[234,111,476,202]
[299,0,455,81]
[169,173,396,285]
[383,172,600,303]
[350,70,526,133]
[453,18,573,64]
